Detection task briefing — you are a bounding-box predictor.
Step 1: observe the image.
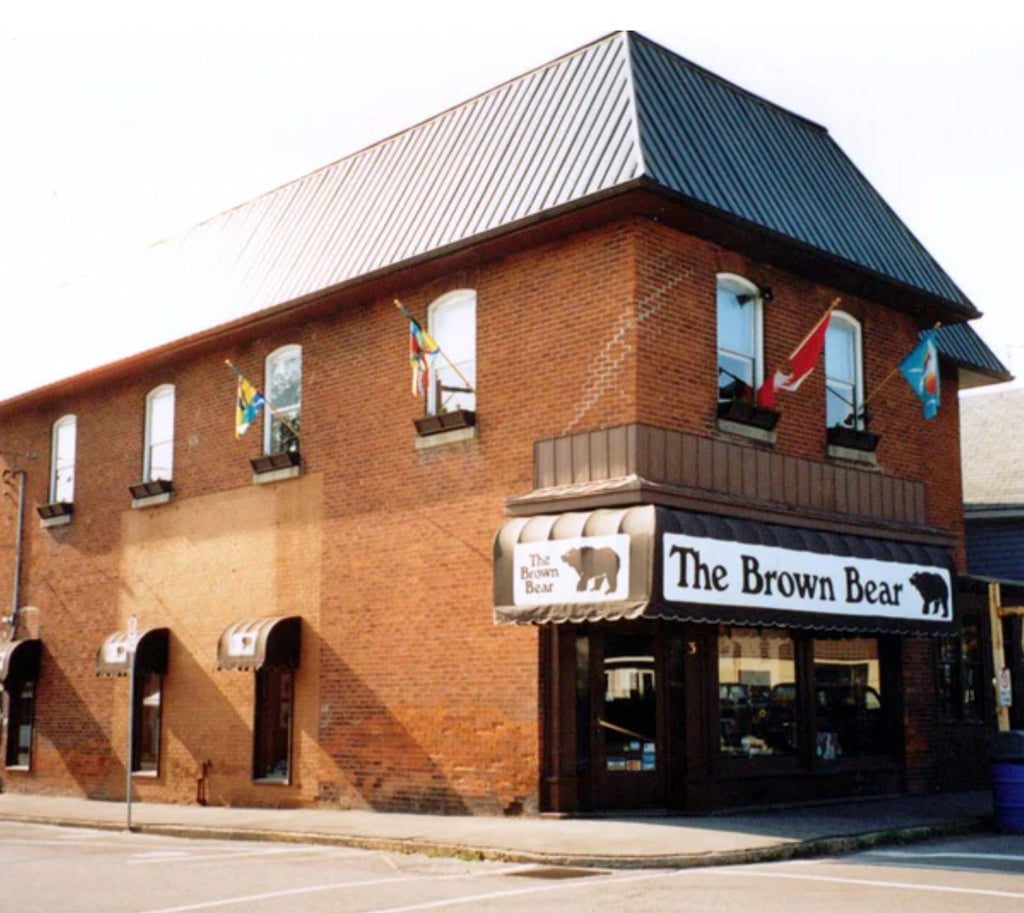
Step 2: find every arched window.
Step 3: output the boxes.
[264,345,302,455]
[50,415,77,504]
[825,312,864,428]
[716,274,764,403]
[427,290,476,415]
[144,385,175,482]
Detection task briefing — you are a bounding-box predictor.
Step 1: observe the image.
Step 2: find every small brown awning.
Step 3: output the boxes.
[217,616,300,671]
[494,505,958,635]
[96,627,169,677]
[0,638,41,683]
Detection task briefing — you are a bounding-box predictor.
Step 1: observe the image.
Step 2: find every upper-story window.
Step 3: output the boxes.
[716,274,763,404]
[824,312,863,429]
[264,345,301,455]
[427,290,476,415]
[144,385,175,482]
[50,415,77,504]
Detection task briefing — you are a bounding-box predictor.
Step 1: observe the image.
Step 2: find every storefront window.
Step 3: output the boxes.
[132,672,162,774]
[718,627,796,757]
[938,613,985,721]
[601,636,657,773]
[812,637,884,759]
[5,679,36,768]
[254,667,293,782]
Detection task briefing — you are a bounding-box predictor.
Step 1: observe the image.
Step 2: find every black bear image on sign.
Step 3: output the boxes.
[909,571,950,617]
[561,546,621,595]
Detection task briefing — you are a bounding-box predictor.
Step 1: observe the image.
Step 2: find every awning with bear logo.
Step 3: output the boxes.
[493,505,957,634]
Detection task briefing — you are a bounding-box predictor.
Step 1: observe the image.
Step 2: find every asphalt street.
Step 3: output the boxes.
[1,821,1022,913]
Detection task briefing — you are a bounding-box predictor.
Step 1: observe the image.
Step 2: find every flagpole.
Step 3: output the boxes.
[788,297,842,356]
[225,360,301,440]
[394,300,475,394]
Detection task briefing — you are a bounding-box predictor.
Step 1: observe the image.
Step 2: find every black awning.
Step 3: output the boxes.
[0,638,41,683]
[494,506,957,635]
[217,616,300,671]
[96,627,169,677]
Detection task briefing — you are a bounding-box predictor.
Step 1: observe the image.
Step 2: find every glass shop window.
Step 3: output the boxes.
[5,679,36,768]
[717,627,797,758]
[811,637,885,759]
[938,612,986,721]
[132,672,163,774]
[254,666,293,782]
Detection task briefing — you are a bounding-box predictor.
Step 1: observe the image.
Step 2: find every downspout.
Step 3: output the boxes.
[2,468,25,636]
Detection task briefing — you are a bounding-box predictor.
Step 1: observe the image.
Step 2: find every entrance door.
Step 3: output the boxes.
[591,632,663,809]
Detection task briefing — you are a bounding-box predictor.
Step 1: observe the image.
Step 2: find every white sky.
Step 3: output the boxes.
[2,2,1022,401]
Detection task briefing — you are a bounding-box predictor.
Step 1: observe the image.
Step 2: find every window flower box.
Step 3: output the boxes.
[827,425,880,453]
[250,450,302,474]
[414,409,476,437]
[716,399,780,431]
[129,478,174,500]
[37,501,74,521]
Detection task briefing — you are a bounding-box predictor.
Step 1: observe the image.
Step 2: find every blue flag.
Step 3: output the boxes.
[899,333,940,419]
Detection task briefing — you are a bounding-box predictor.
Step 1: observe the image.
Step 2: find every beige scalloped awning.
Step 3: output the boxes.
[217,616,300,671]
[0,638,40,683]
[96,627,169,677]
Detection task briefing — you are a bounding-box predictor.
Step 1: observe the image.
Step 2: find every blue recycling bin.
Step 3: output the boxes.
[992,731,1024,834]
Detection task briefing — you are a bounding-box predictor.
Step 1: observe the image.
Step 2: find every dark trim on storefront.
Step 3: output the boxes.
[495,505,957,636]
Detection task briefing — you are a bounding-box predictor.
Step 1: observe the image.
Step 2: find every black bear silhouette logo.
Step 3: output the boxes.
[561,547,621,594]
[909,571,949,617]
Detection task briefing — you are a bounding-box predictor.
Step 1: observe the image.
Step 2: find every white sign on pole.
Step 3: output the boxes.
[998,668,1013,708]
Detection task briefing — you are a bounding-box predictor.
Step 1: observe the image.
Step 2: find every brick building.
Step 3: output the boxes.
[0,32,1010,814]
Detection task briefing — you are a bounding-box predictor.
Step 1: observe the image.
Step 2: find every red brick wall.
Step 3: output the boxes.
[0,216,964,810]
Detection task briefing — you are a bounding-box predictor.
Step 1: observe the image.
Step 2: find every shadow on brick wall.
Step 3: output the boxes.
[315,638,472,815]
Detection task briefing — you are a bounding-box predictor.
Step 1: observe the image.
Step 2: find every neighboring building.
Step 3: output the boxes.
[0,32,1010,814]
[958,386,1024,740]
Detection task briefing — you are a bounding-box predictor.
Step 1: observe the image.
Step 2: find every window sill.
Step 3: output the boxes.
[414,408,476,437]
[4,764,30,772]
[716,418,777,445]
[251,451,302,484]
[130,479,175,509]
[38,501,73,527]
[826,426,880,453]
[253,776,291,785]
[415,424,478,450]
[131,769,159,778]
[826,444,879,467]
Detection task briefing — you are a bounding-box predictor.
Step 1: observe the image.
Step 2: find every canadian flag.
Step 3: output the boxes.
[757,300,839,410]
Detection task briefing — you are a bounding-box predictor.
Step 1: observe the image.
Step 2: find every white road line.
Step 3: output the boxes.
[698,866,1024,899]
[129,868,681,913]
[130,875,422,913]
[129,846,319,864]
[867,850,1024,863]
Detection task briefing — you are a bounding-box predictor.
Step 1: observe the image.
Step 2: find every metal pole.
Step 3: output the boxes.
[126,650,135,831]
[125,614,138,832]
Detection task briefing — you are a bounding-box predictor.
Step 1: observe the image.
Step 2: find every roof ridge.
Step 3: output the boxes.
[152,32,633,247]
[625,30,830,135]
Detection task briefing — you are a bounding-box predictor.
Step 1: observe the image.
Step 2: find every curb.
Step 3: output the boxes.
[0,812,989,870]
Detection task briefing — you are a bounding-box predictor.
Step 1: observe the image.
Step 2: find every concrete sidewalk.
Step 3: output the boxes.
[0,790,993,869]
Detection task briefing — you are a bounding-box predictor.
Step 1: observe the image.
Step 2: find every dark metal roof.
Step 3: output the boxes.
[933,322,1011,384]
[628,34,975,316]
[129,31,978,333]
